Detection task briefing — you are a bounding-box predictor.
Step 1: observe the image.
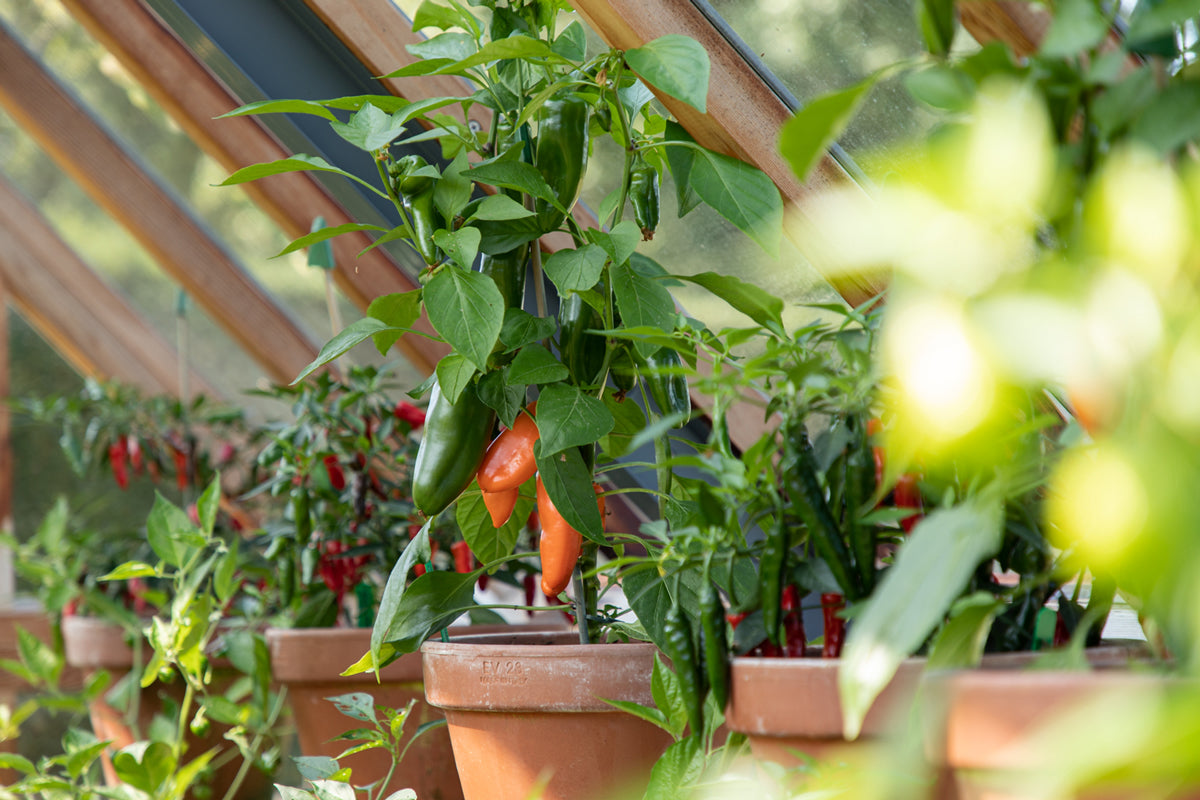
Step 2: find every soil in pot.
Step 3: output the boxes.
[421,630,673,800]
[62,615,273,800]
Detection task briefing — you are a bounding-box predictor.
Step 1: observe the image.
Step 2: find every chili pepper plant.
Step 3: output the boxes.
[221,0,784,664]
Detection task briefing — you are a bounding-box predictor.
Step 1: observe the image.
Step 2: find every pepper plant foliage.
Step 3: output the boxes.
[223,0,782,661]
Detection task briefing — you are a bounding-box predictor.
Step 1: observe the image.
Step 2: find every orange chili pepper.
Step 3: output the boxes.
[482,486,519,528]
[477,404,539,492]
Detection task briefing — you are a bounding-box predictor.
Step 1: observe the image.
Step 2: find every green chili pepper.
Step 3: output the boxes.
[412,377,496,516]
[638,347,690,418]
[664,599,704,737]
[559,292,606,388]
[699,578,729,711]
[760,516,788,647]
[534,93,590,233]
[846,419,877,595]
[480,243,529,310]
[404,187,441,266]
[291,487,311,543]
[389,154,435,197]
[610,344,638,394]
[784,421,863,600]
[629,159,660,241]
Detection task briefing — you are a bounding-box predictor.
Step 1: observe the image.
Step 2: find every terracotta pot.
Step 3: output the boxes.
[725,649,926,764]
[268,626,460,800]
[421,630,673,800]
[62,615,272,800]
[924,647,1190,800]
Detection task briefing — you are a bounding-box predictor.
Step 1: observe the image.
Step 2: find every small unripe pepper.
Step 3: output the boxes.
[629,158,660,241]
[699,579,729,710]
[760,517,788,646]
[412,378,496,517]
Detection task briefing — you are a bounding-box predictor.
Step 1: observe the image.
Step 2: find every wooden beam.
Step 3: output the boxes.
[0,281,10,604]
[959,1,1050,58]
[0,175,219,398]
[58,0,445,375]
[0,21,320,386]
[570,0,884,308]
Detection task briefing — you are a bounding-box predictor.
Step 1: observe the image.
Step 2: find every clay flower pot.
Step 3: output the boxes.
[61,615,272,800]
[268,626,462,800]
[421,630,673,800]
[725,651,926,764]
[922,647,1185,800]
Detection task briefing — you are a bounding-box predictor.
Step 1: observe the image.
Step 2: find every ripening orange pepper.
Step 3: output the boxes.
[477,404,539,492]
[537,479,604,597]
[482,486,520,528]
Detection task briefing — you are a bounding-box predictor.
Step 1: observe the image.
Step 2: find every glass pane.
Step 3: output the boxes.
[705,0,939,175]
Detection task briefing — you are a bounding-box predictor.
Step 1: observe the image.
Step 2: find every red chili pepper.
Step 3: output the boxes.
[523,573,537,617]
[821,593,846,659]
[452,541,473,574]
[323,454,347,491]
[867,418,885,491]
[395,401,426,429]
[726,612,747,630]
[894,473,924,533]
[108,440,130,490]
[414,563,427,577]
[216,442,235,464]
[781,585,807,658]
[364,415,374,445]
[127,435,144,475]
[1054,608,1070,647]
[173,448,189,490]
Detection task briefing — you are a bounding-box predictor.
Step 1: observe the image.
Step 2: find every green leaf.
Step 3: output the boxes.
[470,193,535,221]
[650,653,689,739]
[0,754,35,775]
[98,562,157,581]
[672,272,783,334]
[376,571,479,654]
[435,353,475,405]
[423,267,505,372]
[330,103,408,151]
[412,0,466,32]
[534,383,614,456]
[840,496,1004,739]
[146,494,199,567]
[477,369,525,426]
[500,309,556,350]
[917,0,957,57]
[15,628,59,686]
[598,392,648,457]
[475,215,544,255]
[533,442,604,544]
[687,149,782,256]
[927,593,1003,670]
[407,31,476,62]
[464,160,560,207]
[433,226,481,270]
[456,485,533,563]
[367,290,423,355]
[664,122,702,217]
[294,756,340,781]
[542,245,608,293]
[197,475,220,535]
[1039,0,1110,58]
[273,223,386,258]
[327,692,378,722]
[611,260,676,358]
[434,150,473,226]
[294,317,408,383]
[312,779,357,800]
[214,541,240,605]
[642,737,704,800]
[598,697,672,732]
[1127,0,1200,51]
[371,521,431,666]
[587,221,641,267]
[779,76,875,184]
[219,154,385,198]
[904,65,975,112]
[434,35,561,74]
[553,21,587,62]
[625,35,711,113]
[217,98,337,121]
[507,344,569,385]
[1091,67,1155,138]
[1130,81,1200,155]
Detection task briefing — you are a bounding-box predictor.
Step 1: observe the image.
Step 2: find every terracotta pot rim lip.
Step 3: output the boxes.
[422,631,658,656]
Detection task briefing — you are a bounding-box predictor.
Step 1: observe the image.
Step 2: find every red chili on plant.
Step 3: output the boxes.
[323,454,347,491]
[394,401,426,429]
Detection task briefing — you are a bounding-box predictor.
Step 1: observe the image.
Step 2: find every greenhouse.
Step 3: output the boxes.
[0,0,1196,798]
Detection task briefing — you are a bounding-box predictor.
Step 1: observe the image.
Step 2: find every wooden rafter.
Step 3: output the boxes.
[959,1,1051,57]
[58,0,446,375]
[0,21,319,386]
[0,175,218,398]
